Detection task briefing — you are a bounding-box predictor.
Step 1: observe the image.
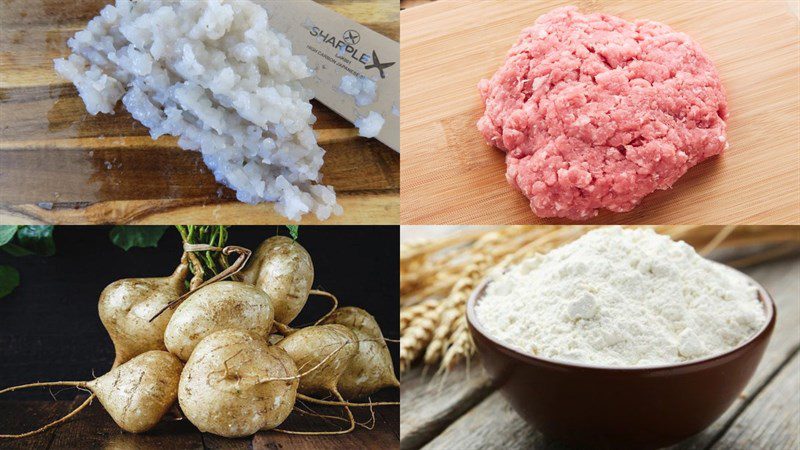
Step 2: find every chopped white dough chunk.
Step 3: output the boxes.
[354,111,385,138]
[339,74,377,107]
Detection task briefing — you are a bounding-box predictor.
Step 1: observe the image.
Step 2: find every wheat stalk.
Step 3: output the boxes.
[440,314,473,371]
[423,254,489,366]
[400,298,438,334]
[399,305,438,373]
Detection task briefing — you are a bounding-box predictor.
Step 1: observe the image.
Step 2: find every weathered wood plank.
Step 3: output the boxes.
[0,192,399,225]
[252,401,400,449]
[712,352,800,450]
[400,0,433,10]
[421,390,554,450]
[381,402,401,439]
[719,352,800,448]
[0,137,399,203]
[413,257,800,449]
[201,433,252,450]
[0,88,365,139]
[399,362,495,450]
[45,396,204,450]
[0,399,78,449]
[0,398,398,449]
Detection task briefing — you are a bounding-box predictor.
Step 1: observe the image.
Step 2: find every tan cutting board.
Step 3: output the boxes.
[0,0,399,225]
[401,0,800,225]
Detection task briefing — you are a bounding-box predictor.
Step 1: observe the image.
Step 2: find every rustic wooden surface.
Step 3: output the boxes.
[400,363,494,450]
[711,353,799,450]
[0,393,398,450]
[400,0,800,225]
[399,235,800,449]
[400,0,433,9]
[0,0,400,224]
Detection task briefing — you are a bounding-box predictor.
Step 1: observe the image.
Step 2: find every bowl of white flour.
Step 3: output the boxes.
[467,227,775,448]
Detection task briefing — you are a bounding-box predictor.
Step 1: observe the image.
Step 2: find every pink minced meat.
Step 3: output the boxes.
[477,6,728,220]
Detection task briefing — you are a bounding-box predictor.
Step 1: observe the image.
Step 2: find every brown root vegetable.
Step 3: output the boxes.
[275,324,358,396]
[163,281,274,361]
[240,236,313,324]
[274,324,363,435]
[0,351,183,437]
[89,351,183,432]
[178,329,298,437]
[322,307,400,399]
[99,259,189,367]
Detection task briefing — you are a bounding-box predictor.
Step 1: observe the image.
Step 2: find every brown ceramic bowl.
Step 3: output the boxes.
[466,270,776,449]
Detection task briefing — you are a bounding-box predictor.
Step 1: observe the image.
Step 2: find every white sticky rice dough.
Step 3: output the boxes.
[53,0,342,221]
[355,111,385,138]
[339,74,377,107]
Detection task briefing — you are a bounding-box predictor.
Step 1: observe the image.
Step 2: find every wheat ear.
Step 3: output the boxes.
[400,298,439,334]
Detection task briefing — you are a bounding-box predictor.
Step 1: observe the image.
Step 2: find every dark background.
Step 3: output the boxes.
[0,226,399,399]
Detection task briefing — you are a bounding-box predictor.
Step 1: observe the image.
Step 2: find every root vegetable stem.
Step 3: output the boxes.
[0,383,95,439]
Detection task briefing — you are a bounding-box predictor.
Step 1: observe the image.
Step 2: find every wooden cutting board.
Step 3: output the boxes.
[0,0,399,224]
[401,0,800,225]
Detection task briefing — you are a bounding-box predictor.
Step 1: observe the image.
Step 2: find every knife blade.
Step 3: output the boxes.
[258,0,399,152]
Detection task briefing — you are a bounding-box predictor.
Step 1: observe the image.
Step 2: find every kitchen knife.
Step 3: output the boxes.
[258,0,399,152]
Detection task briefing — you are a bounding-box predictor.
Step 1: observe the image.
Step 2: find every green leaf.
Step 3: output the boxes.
[0,265,20,298]
[2,226,56,256]
[110,226,168,251]
[286,225,299,240]
[1,244,34,257]
[0,226,17,247]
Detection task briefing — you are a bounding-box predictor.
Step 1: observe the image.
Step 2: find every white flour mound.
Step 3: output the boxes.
[476,227,766,367]
[53,0,342,221]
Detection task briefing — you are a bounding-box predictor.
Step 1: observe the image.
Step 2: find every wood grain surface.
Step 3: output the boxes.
[711,353,799,450]
[400,253,800,449]
[400,362,495,450]
[400,0,434,9]
[0,0,400,224]
[400,0,800,225]
[0,394,398,450]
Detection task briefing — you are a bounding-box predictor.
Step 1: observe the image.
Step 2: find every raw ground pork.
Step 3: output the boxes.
[477,6,728,220]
